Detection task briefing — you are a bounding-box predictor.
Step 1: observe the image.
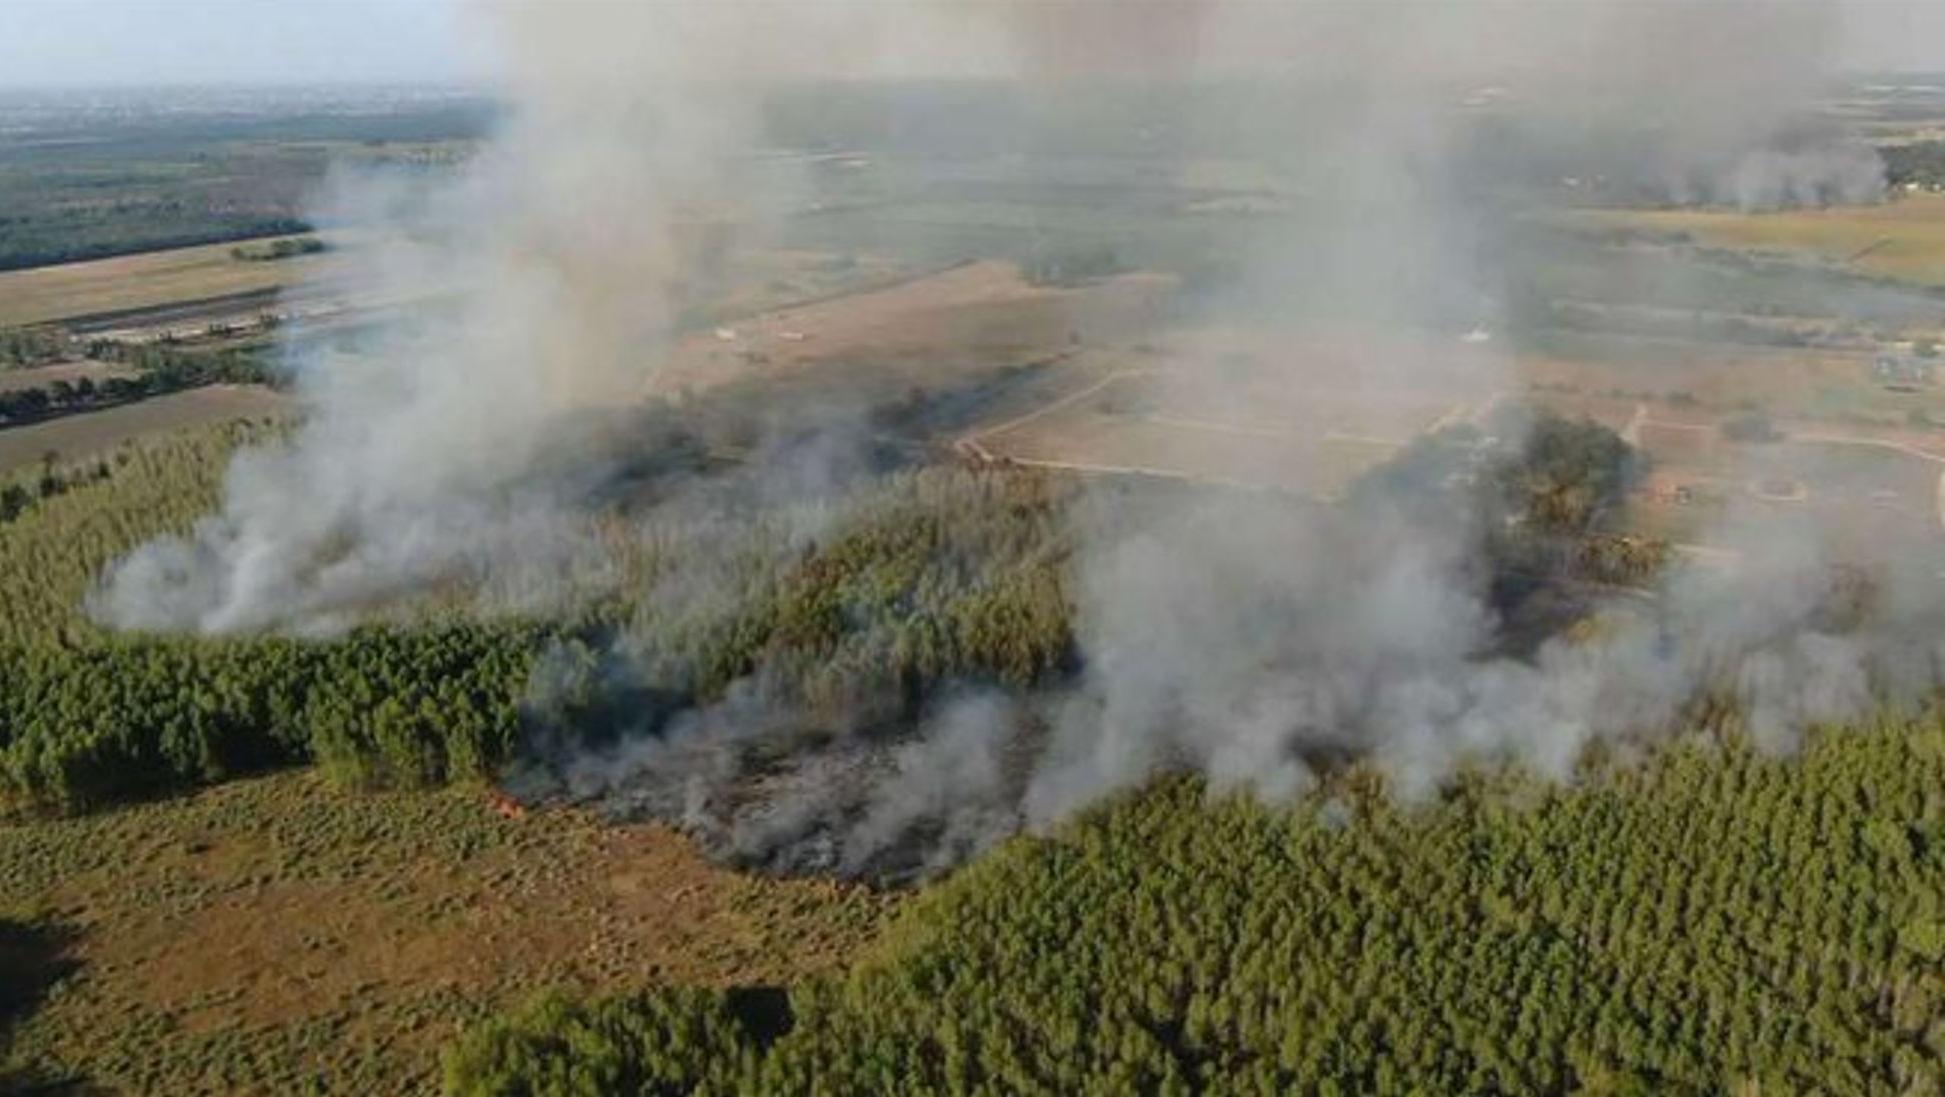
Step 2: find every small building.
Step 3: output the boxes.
[1873,351,1934,387]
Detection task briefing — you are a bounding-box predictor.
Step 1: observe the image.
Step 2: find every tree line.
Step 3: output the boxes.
[0,328,66,371]
[1883,141,1945,191]
[0,218,313,274]
[0,345,276,428]
[230,236,328,262]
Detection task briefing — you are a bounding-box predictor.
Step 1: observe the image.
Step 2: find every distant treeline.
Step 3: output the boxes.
[1542,299,1818,348]
[0,346,275,428]
[230,236,327,262]
[0,96,489,272]
[0,218,313,274]
[1882,141,1945,190]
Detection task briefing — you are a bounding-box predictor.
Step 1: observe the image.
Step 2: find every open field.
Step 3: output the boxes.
[688,249,919,328]
[1611,412,1945,555]
[961,326,1495,495]
[0,770,891,1092]
[0,235,346,328]
[0,233,923,349]
[657,260,1173,399]
[967,371,1437,495]
[0,385,290,473]
[1562,195,1945,287]
[1520,331,1945,427]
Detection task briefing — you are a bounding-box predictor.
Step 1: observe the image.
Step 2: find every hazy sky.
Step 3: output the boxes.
[1,0,1943,90]
[0,0,488,88]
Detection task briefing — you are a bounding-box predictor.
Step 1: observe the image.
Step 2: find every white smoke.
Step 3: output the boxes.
[87,1,1938,877]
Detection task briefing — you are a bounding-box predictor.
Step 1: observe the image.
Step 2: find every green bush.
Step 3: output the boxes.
[444,989,764,1097]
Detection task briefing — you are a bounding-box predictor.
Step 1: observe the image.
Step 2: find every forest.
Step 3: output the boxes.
[446,724,1945,1095]
[0,94,490,271]
[0,407,1646,818]
[0,422,1075,814]
[3,407,1939,1092]
[1883,141,1945,191]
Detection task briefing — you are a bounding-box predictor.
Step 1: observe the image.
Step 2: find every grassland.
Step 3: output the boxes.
[1563,194,1945,287]
[0,770,893,1093]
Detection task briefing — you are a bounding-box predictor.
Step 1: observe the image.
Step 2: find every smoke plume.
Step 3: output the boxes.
[91,2,1939,880]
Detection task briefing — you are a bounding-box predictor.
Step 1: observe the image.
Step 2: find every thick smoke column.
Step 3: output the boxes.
[1535,1,1885,209]
[93,1,1880,632]
[90,3,989,632]
[92,2,1930,878]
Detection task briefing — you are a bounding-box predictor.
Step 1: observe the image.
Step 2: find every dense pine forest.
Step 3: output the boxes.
[0,424,1075,813]
[447,725,1945,1095]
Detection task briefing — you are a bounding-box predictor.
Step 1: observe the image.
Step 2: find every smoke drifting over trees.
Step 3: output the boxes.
[87,2,1940,878]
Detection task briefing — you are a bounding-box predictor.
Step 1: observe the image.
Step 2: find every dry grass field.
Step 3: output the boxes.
[963,326,1493,495]
[1564,194,1945,286]
[970,378,1426,494]
[0,236,346,328]
[0,771,892,1093]
[1616,419,1945,554]
[0,386,291,473]
[657,260,1173,398]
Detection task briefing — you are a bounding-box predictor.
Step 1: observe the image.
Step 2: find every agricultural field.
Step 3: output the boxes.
[0,234,348,329]
[661,261,1169,390]
[1561,194,1945,288]
[1521,339,1945,436]
[960,327,1495,496]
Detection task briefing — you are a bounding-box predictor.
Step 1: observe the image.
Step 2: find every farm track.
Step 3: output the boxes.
[60,286,291,335]
[1779,426,1945,532]
[953,367,1154,463]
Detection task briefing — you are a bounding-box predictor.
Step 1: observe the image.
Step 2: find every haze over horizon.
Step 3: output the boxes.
[2,0,1945,91]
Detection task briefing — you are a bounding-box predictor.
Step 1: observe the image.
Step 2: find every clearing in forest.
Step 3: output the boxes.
[0,770,892,1093]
